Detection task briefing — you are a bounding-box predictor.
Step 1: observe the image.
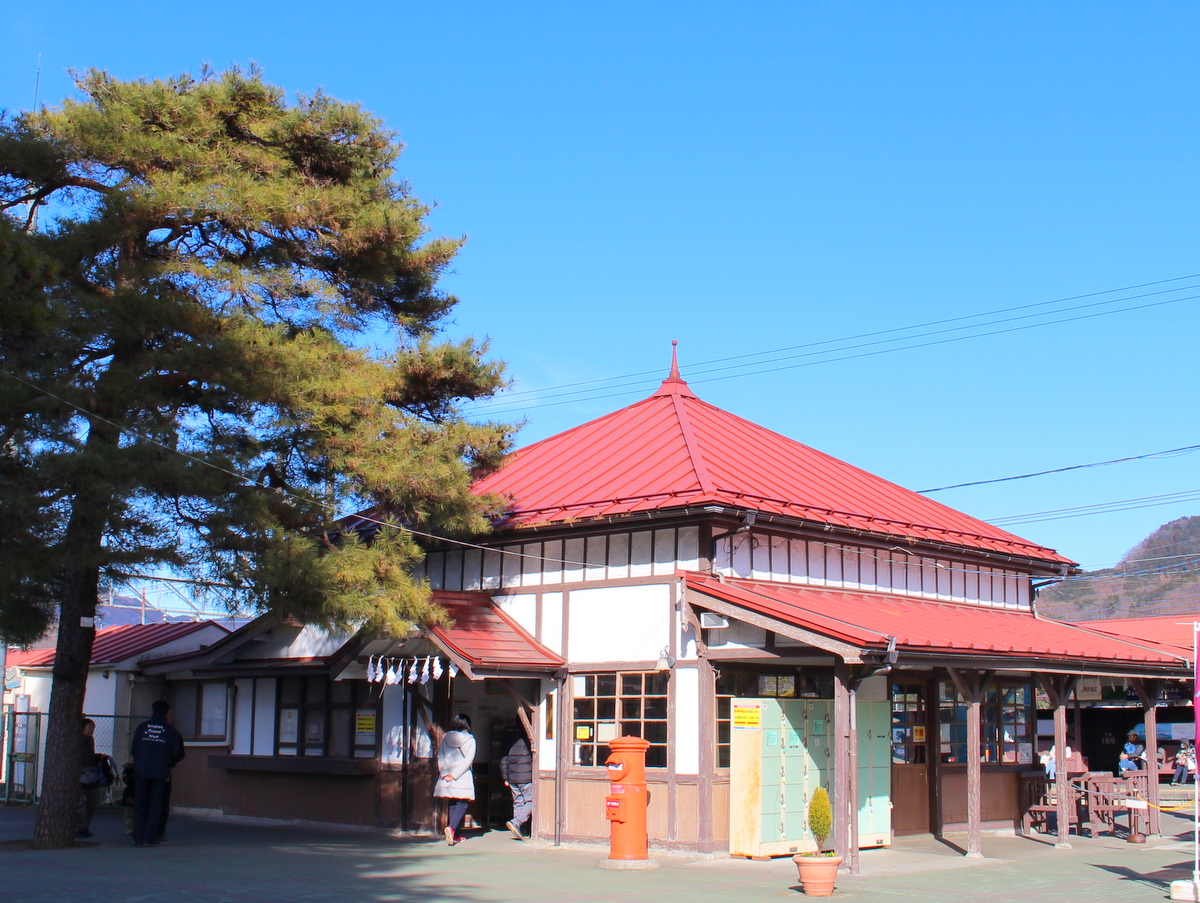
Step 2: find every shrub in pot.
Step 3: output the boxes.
[792,786,844,897]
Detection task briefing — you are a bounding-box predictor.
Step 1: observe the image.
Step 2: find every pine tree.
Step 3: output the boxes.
[0,67,511,848]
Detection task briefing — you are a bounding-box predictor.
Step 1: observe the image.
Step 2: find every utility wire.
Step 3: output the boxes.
[921,444,1200,494]
[486,272,1200,402]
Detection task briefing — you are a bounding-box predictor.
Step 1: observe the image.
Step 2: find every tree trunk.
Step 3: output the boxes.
[31,559,101,847]
[31,414,119,848]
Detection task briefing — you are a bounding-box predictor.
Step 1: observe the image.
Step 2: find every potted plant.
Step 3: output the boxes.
[792,786,844,897]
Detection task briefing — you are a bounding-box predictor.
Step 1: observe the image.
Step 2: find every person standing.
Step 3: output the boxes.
[433,714,475,846]
[130,700,185,847]
[500,728,533,841]
[78,718,102,838]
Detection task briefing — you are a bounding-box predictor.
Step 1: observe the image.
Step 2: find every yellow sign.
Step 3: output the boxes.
[913,725,926,743]
[732,705,762,729]
[575,725,592,740]
[356,713,377,734]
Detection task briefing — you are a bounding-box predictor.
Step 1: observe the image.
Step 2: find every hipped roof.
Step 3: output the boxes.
[474,374,1070,566]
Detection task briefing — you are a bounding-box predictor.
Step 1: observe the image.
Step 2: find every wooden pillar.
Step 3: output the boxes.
[948,668,992,859]
[697,654,716,852]
[1133,679,1163,836]
[1039,674,1077,849]
[833,662,854,866]
[848,678,860,875]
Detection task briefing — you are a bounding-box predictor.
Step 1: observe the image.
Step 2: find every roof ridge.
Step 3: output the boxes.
[670,392,716,494]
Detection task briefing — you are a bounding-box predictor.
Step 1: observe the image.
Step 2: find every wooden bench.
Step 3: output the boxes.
[1019,772,1083,836]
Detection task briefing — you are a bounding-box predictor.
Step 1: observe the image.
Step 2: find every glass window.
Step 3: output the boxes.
[890,683,927,764]
[275,678,377,758]
[938,681,1032,765]
[199,682,228,739]
[572,672,668,768]
[714,669,832,768]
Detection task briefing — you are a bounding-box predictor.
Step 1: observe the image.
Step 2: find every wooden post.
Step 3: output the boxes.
[848,678,860,875]
[948,668,992,859]
[1133,679,1162,836]
[1038,674,1078,849]
[833,662,854,866]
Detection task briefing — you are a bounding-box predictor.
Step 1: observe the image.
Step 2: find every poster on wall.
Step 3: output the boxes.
[1017,743,1033,765]
[279,708,299,744]
[733,703,762,729]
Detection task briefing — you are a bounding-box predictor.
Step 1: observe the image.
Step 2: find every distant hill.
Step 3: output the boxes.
[1038,516,1200,620]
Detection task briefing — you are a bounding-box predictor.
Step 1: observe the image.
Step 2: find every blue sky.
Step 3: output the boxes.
[4,2,1198,571]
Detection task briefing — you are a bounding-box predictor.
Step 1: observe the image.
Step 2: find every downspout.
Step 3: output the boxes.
[554,668,568,848]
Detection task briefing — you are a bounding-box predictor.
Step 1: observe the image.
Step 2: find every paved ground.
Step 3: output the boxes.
[1,802,1197,902]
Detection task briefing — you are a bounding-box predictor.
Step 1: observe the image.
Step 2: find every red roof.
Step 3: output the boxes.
[18,622,228,668]
[1077,613,1199,653]
[428,592,563,672]
[475,375,1071,565]
[684,573,1188,668]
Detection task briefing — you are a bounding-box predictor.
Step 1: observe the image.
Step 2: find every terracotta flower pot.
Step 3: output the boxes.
[792,853,844,897]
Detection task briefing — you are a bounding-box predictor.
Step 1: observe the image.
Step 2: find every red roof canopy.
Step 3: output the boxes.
[475,376,1070,565]
[684,573,1188,668]
[428,592,563,673]
[1078,613,1200,652]
[18,622,227,668]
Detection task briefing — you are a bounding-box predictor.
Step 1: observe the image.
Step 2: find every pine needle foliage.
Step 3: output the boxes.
[0,66,512,847]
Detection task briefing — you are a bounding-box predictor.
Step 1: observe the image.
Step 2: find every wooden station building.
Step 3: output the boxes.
[147,355,1192,862]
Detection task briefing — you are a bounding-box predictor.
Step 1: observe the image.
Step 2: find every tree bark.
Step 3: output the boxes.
[31,414,119,848]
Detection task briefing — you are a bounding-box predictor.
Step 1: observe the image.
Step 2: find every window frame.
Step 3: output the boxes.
[570,671,669,769]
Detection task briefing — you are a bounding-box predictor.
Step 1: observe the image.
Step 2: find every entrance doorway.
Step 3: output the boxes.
[890,681,933,835]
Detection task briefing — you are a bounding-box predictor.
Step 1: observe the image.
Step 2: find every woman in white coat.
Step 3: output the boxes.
[433,714,476,845]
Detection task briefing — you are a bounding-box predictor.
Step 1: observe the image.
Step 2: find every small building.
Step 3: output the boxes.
[146,358,1190,859]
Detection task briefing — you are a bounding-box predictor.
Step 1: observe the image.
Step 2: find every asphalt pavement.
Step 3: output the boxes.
[1,801,1197,902]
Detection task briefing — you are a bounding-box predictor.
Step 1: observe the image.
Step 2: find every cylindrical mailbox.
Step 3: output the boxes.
[603,736,650,863]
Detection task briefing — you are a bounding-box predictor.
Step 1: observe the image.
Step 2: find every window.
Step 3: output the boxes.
[169,681,229,741]
[891,683,927,764]
[277,677,378,758]
[572,672,668,769]
[938,681,1032,765]
[714,668,833,768]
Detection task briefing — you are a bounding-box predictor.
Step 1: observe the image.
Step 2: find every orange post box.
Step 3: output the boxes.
[604,736,650,862]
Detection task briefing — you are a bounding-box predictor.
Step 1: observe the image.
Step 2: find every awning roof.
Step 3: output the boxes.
[683,572,1190,674]
[426,592,563,676]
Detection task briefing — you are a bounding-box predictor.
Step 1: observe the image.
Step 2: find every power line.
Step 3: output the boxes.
[989,488,1200,527]
[475,287,1200,415]
[920,444,1200,494]
[485,272,1200,403]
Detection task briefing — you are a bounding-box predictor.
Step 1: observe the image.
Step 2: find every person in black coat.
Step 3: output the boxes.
[130,700,185,847]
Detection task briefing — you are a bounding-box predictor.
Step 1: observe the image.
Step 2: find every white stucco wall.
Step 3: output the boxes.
[567,583,671,663]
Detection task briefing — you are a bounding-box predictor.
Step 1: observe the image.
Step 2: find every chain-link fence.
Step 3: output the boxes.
[1,713,140,805]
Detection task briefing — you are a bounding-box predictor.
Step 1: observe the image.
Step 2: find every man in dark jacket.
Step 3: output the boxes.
[499,728,533,840]
[130,700,185,847]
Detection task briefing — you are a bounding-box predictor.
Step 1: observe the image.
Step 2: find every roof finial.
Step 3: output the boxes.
[669,340,680,379]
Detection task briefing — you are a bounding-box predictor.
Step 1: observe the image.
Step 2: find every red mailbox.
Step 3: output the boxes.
[604,736,650,862]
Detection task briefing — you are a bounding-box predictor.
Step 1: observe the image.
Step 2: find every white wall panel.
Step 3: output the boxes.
[381,684,406,765]
[586,536,607,580]
[568,584,670,663]
[542,539,564,585]
[482,549,502,589]
[232,678,254,755]
[674,666,700,774]
[607,533,630,579]
[730,535,752,578]
[521,542,544,587]
[541,592,564,653]
[630,531,653,577]
[678,526,700,570]
[497,593,538,638]
[252,678,276,756]
[501,545,522,588]
[564,537,586,582]
[462,548,482,591]
[444,549,464,591]
[653,529,675,576]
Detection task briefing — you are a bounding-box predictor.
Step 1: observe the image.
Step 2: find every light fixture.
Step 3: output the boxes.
[655,647,675,671]
[101,670,109,679]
